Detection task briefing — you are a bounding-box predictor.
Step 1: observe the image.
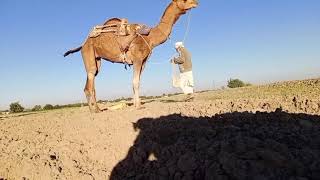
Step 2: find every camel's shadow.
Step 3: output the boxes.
[110,111,320,180]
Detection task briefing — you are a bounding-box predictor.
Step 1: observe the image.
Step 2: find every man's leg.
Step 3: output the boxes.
[180,71,194,101]
[185,88,194,102]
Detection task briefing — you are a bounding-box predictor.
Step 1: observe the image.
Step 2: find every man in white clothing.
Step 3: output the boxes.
[171,42,194,100]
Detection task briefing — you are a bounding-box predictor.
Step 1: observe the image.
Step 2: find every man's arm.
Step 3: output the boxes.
[173,49,186,64]
[173,56,184,64]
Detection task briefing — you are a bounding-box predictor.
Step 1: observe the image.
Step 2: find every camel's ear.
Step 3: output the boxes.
[173,0,178,2]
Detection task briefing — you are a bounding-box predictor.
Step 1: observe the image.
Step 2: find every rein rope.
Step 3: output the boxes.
[149,11,192,65]
[183,11,191,43]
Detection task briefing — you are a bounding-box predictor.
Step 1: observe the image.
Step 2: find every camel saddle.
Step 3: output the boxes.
[89,18,151,64]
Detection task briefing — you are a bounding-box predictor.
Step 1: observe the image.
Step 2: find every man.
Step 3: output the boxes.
[171,42,194,100]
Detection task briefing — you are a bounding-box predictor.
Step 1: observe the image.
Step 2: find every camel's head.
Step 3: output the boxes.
[174,0,199,11]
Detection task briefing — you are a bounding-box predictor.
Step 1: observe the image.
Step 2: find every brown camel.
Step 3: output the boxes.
[64,0,198,113]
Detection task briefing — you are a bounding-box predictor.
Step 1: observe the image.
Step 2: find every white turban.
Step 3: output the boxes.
[175,42,184,49]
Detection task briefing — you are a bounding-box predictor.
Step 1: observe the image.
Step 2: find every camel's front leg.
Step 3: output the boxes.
[132,61,146,108]
[132,67,141,108]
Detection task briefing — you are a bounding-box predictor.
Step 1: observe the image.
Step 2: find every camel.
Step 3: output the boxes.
[64,0,199,113]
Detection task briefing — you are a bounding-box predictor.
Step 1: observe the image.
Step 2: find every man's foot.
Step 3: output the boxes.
[185,94,195,102]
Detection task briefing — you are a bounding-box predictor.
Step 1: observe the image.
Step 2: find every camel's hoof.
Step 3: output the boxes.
[90,108,102,113]
[95,108,102,113]
[135,106,146,110]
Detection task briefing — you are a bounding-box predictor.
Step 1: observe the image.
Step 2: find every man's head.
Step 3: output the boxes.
[175,42,184,49]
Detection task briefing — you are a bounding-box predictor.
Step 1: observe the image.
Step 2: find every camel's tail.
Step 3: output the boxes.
[64,46,82,57]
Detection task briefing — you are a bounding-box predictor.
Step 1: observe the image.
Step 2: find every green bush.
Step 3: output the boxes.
[9,102,24,113]
[32,105,42,111]
[54,105,61,109]
[43,104,54,110]
[227,78,250,88]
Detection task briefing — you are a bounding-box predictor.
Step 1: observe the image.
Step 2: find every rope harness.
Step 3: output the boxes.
[148,11,192,66]
[88,19,152,69]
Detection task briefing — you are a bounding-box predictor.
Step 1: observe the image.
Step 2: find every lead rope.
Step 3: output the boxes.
[171,59,179,88]
[183,11,192,43]
[171,12,192,87]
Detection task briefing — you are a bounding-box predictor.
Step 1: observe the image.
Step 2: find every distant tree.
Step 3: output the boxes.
[43,104,54,110]
[9,102,24,113]
[54,105,61,109]
[32,105,42,111]
[227,78,248,88]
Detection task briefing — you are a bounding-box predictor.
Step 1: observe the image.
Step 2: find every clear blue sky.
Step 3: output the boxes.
[1,0,320,110]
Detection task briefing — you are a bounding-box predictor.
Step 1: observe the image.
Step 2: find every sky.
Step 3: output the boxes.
[0,0,320,110]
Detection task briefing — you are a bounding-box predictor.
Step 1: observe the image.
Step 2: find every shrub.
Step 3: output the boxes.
[9,102,24,113]
[227,78,250,88]
[43,104,54,110]
[32,105,42,111]
[54,105,61,109]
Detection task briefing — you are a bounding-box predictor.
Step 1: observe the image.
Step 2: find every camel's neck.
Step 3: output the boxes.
[148,3,185,47]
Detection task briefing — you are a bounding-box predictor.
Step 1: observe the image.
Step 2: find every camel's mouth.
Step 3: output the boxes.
[188,3,199,10]
[191,0,199,8]
[185,5,197,11]
[176,0,199,11]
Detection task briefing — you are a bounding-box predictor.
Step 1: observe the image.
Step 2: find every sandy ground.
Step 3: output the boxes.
[0,79,320,180]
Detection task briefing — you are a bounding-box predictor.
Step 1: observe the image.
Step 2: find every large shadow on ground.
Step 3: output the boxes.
[110,110,320,180]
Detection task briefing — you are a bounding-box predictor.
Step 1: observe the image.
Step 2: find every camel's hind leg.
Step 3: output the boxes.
[82,44,101,113]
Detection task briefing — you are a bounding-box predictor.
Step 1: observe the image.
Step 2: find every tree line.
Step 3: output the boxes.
[8,102,87,113]
[5,79,251,113]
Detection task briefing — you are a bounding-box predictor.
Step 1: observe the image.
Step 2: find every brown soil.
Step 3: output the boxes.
[1,79,320,180]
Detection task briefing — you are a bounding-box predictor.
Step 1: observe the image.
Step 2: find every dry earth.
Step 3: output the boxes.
[1,79,320,180]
